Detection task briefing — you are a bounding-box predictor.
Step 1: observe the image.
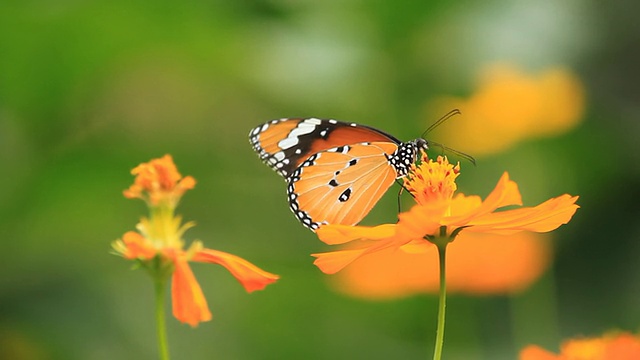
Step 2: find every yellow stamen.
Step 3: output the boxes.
[404,154,460,206]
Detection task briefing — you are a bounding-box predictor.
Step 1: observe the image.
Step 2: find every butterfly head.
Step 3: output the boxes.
[414,138,429,153]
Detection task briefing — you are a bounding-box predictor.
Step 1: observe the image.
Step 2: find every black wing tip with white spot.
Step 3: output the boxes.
[248,119,295,178]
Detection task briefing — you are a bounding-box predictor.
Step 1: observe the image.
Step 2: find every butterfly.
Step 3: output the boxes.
[249,111,474,231]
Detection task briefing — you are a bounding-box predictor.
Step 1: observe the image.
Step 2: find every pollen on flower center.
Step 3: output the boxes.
[404,154,460,205]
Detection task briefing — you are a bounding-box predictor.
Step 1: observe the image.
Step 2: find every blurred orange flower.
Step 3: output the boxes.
[312,155,578,276]
[427,64,585,156]
[123,154,196,207]
[113,154,279,327]
[520,332,640,360]
[328,231,551,299]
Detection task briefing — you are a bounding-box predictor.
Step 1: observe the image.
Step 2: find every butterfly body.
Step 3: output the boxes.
[249,118,428,231]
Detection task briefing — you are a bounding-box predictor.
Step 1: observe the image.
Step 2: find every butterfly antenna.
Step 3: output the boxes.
[421,109,461,138]
[429,141,477,166]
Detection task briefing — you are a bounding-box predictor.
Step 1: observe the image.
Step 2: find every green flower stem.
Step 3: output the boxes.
[432,241,448,360]
[155,276,171,360]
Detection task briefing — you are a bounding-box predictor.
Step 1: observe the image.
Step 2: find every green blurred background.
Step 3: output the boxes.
[1,1,638,359]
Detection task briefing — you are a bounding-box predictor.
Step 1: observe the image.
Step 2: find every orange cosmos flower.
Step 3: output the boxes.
[520,332,640,360]
[312,154,579,275]
[427,64,585,156]
[113,154,279,327]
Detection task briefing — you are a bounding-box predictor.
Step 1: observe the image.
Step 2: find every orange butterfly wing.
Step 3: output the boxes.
[288,142,400,230]
[249,118,400,178]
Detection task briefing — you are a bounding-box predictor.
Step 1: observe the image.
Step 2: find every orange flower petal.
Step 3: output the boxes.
[449,194,482,216]
[123,184,144,199]
[121,231,157,260]
[399,239,432,253]
[560,337,606,359]
[520,332,640,360]
[444,172,522,226]
[445,232,551,294]
[535,68,585,137]
[466,195,579,234]
[519,345,560,360]
[138,154,182,191]
[312,247,373,275]
[171,254,212,327]
[192,249,279,293]
[313,236,412,275]
[604,334,640,359]
[178,175,196,191]
[123,154,195,206]
[316,224,397,245]
[329,232,550,298]
[428,64,585,157]
[329,244,438,298]
[396,202,447,240]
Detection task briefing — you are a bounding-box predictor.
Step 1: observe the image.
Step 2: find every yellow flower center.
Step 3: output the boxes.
[403,154,460,206]
[133,207,199,254]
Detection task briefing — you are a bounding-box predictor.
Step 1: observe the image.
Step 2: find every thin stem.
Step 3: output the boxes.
[432,243,447,360]
[155,277,171,360]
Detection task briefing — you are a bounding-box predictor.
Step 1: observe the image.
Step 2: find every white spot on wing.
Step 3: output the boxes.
[278,137,299,149]
[278,121,317,149]
[289,124,315,137]
[305,118,322,125]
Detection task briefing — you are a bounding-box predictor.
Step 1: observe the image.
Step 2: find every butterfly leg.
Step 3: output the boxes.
[394,179,414,222]
[396,184,403,216]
